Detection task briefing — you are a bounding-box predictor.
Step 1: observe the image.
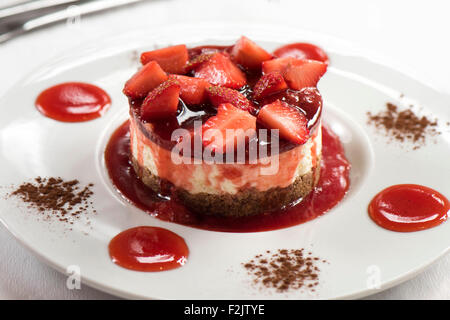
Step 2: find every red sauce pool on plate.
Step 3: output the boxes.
[273,43,329,64]
[104,121,350,232]
[35,82,111,122]
[368,184,449,232]
[109,226,189,272]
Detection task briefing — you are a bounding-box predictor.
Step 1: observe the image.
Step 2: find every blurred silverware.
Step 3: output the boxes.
[0,0,146,44]
[0,0,80,19]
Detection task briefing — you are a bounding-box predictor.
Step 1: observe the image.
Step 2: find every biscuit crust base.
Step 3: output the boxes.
[132,157,321,217]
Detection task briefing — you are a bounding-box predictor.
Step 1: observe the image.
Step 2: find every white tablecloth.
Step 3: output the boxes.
[0,0,449,299]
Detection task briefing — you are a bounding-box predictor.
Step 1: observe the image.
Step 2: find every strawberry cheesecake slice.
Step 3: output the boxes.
[123,37,328,217]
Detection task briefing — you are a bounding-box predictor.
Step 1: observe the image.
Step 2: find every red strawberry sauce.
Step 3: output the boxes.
[104,120,350,232]
[368,184,449,232]
[109,226,188,271]
[35,82,111,122]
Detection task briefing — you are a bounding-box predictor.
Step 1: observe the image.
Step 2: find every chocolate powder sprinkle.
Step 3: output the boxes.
[242,249,326,292]
[9,177,95,223]
[367,102,440,149]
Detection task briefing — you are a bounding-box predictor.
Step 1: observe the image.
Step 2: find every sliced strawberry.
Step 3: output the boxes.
[202,103,256,153]
[230,36,272,70]
[123,61,168,99]
[140,44,188,74]
[252,72,288,100]
[262,57,295,74]
[282,59,327,90]
[141,79,181,121]
[169,75,210,105]
[273,43,329,64]
[261,87,323,120]
[257,100,309,145]
[194,53,246,89]
[206,86,254,113]
[185,53,214,73]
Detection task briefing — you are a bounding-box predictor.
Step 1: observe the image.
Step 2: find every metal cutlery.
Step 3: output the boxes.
[0,0,80,19]
[0,0,146,44]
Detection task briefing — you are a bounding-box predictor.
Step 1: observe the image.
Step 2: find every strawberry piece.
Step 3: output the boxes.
[261,87,322,120]
[141,79,181,120]
[140,44,188,74]
[202,103,256,153]
[263,58,327,90]
[206,86,254,113]
[252,72,288,100]
[185,53,214,73]
[169,75,210,105]
[282,59,327,90]
[262,57,295,74]
[230,36,272,70]
[123,61,168,99]
[257,100,309,145]
[194,53,246,89]
[273,43,329,64]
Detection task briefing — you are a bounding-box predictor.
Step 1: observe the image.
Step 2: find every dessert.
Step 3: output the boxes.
[123,36,328,217]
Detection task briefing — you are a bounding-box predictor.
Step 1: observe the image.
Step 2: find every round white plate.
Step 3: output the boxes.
[0,24,449,300]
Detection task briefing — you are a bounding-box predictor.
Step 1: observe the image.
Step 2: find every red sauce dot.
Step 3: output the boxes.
[273,43,329,64]
[109,226,189,272]
[368,184,449,232]
[35,82,111,122]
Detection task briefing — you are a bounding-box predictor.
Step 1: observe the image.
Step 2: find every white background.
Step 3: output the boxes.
[0,0,449,299]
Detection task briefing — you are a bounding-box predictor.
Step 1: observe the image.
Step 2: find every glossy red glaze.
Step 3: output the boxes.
[126,43,325,156]
[105,121,350,232]
[273,43,329,64]
[368,184,449,232]
[35,82,111,122]
[109,226,189,272]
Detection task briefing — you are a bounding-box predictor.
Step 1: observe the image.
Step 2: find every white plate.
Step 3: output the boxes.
[0,24,449,300]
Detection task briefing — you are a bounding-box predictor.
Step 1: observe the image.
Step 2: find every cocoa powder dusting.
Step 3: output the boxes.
[9,177,95,224]
[367,102,440,149]
[243,249,326,292]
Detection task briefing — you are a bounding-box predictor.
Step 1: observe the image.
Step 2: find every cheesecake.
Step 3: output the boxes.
[123,36,328,217]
